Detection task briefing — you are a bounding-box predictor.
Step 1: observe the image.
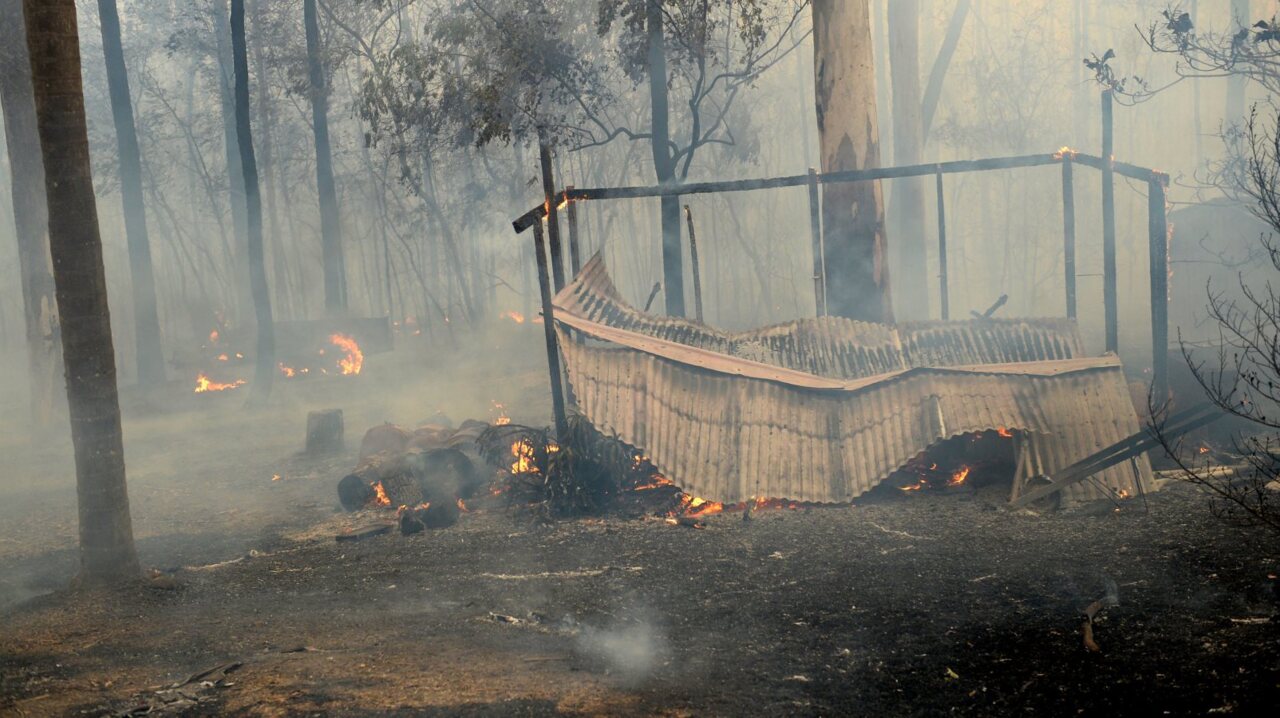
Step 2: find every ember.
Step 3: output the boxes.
[193,372,246,393]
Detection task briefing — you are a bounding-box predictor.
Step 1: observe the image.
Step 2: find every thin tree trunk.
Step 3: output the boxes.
[23,0,139,583]
[921,0,971,140]
[305,0,347,315]
[0,0,61,431]
[646,0,685,317]
[812,0,892,323]
[215,0,251,322]
[97,0,165,385]
[1227,0,1250,121]
[887,0,927,320]
[249,0,285,317]
[231,0,274,402]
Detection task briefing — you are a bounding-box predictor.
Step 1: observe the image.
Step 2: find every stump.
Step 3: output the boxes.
[306,409,344,454]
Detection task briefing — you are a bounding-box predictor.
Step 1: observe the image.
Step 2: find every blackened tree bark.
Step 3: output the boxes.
[887,0,926,320]
[23,0,140,583]
[230,0,275,402]
[812,0,892,323]
[646,0,685,317]
[305,0,347,315]
[97,0,165,385]
[215,0,251,320]
[0,0,61,430]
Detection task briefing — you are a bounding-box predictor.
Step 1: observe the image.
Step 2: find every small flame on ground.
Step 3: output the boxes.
[500,310,526,324]
[948,466,972,487]
[216,353,229,362]
[372,481,391,507]
[271,473,282,482]
[1198,446,1211,455]
[279,363,297,378]
[209,329,219,344]
[900,480,928,492]
[330,333,364,375]
[997,427,1013,438]
[194,372,246,393]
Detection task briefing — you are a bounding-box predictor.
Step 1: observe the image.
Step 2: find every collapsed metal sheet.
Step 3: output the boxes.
[552,255,1154,504]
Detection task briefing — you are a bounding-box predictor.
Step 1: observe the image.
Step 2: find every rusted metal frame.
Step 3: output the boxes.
[566,184,582,277]
[512,152,1169,234]
[806,168,827,317]
[935,167,950,321]
[1149,175,1170,401]
[531,220,569,438]
[1061,157,1077,319]
[683,205,705,322]
[1100,90,1119,353]
[538,141,567,291]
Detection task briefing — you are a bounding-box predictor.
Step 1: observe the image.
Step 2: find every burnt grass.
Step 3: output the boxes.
[2,473,1279,716]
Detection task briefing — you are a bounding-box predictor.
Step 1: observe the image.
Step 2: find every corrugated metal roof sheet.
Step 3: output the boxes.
[552,254,1154,505]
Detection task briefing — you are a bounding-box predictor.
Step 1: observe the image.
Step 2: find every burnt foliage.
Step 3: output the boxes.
[477,415,677,521]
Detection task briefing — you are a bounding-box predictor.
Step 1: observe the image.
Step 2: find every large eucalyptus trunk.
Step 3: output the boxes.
[23,0,139,583]
[230,0,275,402]
[646,0,685,317]
[304,0,347,315]
[0,0,61,430]
[812,0,892,323]
[887,0,927,320]
[97,0,165,385]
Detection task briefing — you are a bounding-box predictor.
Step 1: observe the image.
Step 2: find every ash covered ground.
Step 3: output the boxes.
[1,342,1278,717]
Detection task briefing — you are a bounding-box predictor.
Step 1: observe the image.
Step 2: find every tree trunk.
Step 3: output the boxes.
[231,0,275,402]
[304,0,347,316]
[921,0,971,140]
[1227,0,1250,122]
[22,0,139,583]
[887,0,927,320]
[250,0,286,318]
[215,0,251,322]
[97,0,165,385]
[812,0,892,323]
[646,0,685,317]
[0,0,61,431]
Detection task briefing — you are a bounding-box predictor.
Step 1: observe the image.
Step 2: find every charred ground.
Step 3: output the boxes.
[1,351,1277,716]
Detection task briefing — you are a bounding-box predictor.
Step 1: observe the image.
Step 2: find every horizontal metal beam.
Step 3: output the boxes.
[512,150,1169,234]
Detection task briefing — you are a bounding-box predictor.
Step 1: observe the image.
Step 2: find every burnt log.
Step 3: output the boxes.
[305,409,344,453]
[359,423,411,461]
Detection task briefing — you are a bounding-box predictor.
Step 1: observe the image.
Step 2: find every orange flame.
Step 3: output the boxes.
[900,480,928,492]
[511,439,538,474]
[279,363,297,378]
[500,310,526,324]
[996,427,1013,438]
[372,481,391,507]
[209,329,219,344]
[1054,146,1079,160]
[194,372,246,393]
[948,466,972,487]
[216,353,229,362]
[330,333,364,375]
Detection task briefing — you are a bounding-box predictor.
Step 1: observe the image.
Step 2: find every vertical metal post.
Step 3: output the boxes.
[1062,157,1077,319]
[935,167,949,321]
[683,205,705,323]
[1101,90,1119,352]
[531,221,569,438]
[538,140,566,291]
[566,185,582,276]
[806,168,827,316]
[1148,175,1170,402]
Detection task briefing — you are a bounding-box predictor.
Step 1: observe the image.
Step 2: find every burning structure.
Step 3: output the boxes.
[549,255,1153,506]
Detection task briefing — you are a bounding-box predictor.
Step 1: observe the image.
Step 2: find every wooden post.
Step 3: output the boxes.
[531,221,569,438]
[1101,90,1118,352]
[538,139,566,291]
[566,185,582,276]
[935,167,949,321]
[1148,175,1170,402]
[1062,156,1078,319]
[683,205,705,323]
[806,168,827,316]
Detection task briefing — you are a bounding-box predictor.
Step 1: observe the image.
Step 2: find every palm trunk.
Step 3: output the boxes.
[97,0,165,385]
[23,0,139,583]
[0,0,61,431]
[231,0,275,402]
[304,0,347,315]
[812,0,892,323]
[646,0,685,317]
[887,0,927,320]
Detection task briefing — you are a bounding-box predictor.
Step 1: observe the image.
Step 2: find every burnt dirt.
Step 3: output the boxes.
[3,466,1279,715]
